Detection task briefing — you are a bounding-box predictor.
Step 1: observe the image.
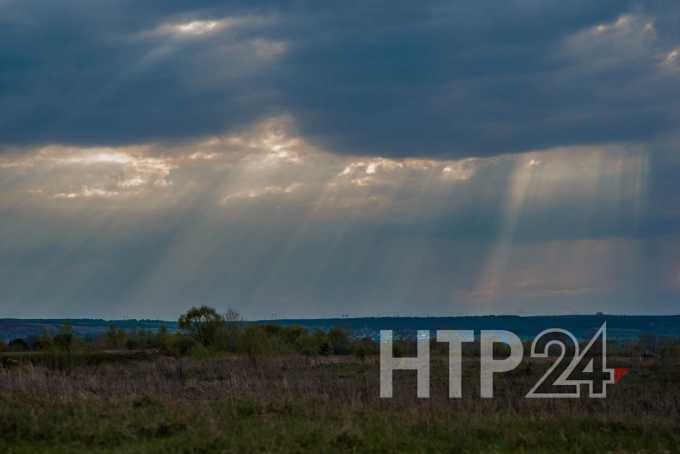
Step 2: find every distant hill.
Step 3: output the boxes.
[2,314,680,343]
[0,319,177,342]
[262,315,680,341]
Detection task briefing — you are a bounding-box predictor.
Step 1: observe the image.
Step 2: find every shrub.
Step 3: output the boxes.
[126,336,140,350]
[329,328,352,355]
[313,329,331,356]
[166,333,199,356]
[213,324,242,353]
[0,339,6,352]
[154,324,172,349]
[8,338,29,352]
[282,326,307,347]
[189,342,212,360]
[53,323,75,352]
[263,324,283,337]
[133,329,153,349]
[353,337,377,362]
[34,330,54,352]
[241,325,272,363]
[105,325,127,349]
[288,329,327,357]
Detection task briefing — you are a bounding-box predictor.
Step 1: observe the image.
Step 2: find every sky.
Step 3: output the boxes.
[1,1,679,319]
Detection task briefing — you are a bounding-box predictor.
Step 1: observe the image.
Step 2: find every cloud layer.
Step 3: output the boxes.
[1,2,680,318]
[1,1,679,158]
[1,117,678,318]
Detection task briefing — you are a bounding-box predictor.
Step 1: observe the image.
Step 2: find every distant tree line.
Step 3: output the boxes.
[4,307,678,364]
[0,306,379,361]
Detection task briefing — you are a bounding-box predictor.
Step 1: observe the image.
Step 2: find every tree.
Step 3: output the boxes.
[224,308,242,323]
[0,339,6,353]
[214,310,243,353]
[178,306,225,346]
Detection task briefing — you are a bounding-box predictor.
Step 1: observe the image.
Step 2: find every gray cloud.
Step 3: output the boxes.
[1,1,679,158]
[1,1,680,319]
[1,127,679,318]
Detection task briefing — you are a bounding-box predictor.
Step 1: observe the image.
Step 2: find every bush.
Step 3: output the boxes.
[282,326,308,348]
[8,338,29,352]
[105,325,127,349]
[317,335,331,356]
[134,329,153,349]
[294,330,324,357]
[241,326,273,363]
[189,342,212,360]
[34,330,54,352]
[263,324,283,337]
[329,328,352,355]
[353,337,377,362]
[0,339,6,353]
[167,334,199,356]
[125,337,140,350]
[154,325,172,349]
[53,323,75,353]
[212,325,241,353]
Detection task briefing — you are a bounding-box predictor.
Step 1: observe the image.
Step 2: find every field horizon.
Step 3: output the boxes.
[3,313,680,343]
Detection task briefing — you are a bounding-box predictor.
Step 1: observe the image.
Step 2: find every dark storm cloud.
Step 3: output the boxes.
[1,0,679,158]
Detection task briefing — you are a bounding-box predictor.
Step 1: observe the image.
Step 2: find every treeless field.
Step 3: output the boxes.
[0,353,678,453]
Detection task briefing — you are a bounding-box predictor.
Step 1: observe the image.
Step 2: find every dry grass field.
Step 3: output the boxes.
[0,352,678,453]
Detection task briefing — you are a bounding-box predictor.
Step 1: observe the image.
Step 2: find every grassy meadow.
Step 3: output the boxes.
[0,307,679,453]
[0,351,679,453]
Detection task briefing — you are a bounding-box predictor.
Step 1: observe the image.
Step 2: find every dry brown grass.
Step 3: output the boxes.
[0,354,678,452]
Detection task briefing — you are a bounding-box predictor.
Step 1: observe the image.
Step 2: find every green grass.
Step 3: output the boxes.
[1,402,677,453]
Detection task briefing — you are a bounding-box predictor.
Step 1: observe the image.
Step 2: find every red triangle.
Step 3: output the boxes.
[614,367,631,384]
